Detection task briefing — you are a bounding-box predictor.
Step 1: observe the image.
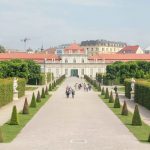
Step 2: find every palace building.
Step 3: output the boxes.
[0,43,150,79]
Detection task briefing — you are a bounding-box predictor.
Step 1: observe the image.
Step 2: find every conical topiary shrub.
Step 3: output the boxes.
[30,92,36,108]
[101,87,105,95]
[9,105,19,125]
[121,101,128,116]
[109,91,114,103]
[114,93,120,108]
[132,104,142,126]
[54,81,56,88]
[105,88,109,99]
[97,85,101,92]
[45,86,48,95]
[22,98,29,114]
[36,91,41,103]
[49,84,52,91]
[148,133,150,142]
[0,128,4,143]
[41,87,45,98]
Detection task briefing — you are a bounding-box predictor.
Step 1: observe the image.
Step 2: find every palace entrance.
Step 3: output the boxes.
[71,69,78,77]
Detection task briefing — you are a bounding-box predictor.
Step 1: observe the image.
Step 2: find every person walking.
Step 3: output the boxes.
[72,89,75,98]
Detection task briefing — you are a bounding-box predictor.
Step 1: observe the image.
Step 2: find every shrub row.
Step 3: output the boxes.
[124,79,132,99]
[17,78,26,98]
[56,75,65,85]
[0,79,13,107]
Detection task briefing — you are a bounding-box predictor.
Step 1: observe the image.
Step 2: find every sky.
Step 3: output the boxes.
[0,0,150,50]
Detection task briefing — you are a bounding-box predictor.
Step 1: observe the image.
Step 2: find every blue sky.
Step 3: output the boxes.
[0,0,150,50]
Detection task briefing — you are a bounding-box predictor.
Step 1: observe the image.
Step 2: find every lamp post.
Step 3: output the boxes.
[130,78,135,101]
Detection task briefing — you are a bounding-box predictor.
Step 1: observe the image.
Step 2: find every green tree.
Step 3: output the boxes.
[148,133,150,142]
[0,45,5,53]
[41,88,45,98]
[36,91,41,102]
[0,128,4,143]
[132,104,142,126]
[114,93,120,108]
[109,91,114,103]
[105,88,109,99]
[121,101,128,116]
[9,106,19,125]
[30,93,36,108]
[22,98,29,114]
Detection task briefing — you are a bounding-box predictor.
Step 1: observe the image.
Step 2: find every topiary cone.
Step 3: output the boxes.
[30,92,36,108]
[41,88,45,98]
[109,91,114,103]
[0,128,4,143]
[23,98,29,114]
[45,86,48,95]
[101,87,105,95]
[114,93,121,108]
[105,88,109,99]
[121,101,128,116]
[36,91,41,103]
[132,104,142,126]
[49,84,52,91]
[148,133,150,142]
[9,105,19,125]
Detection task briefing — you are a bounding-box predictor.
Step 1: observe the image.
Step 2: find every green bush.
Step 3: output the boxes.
[121,101,128,116]
[22,98,29,114]
[41,88,45,98]
[105,88,109,99]
[17,78,26,98]
[0,79,13,107]
[36,91,41,103]
[38,73,45,85]
[148,134,150,142]
[114,93,120,108]
[47,73,52,83]
[124,79,132,99]
[0,128,3,143]
[56,75,65,85]
[109,91,114,103]
[30,93,36,108]
[9,105,19,125]
[132,104,142,126]
[45,86,48,95]
[101,87,105,95]
[49,84,52,91]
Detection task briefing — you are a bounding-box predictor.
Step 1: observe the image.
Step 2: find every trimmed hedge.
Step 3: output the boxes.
[38,73,46,85]
[124,79,132,99]
[0,79,13,107]
[47,73,52,83]
[17,78,26,98]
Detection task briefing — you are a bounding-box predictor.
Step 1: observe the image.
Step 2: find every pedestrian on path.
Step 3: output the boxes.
[114,86,118,94]
[72,89,75,98]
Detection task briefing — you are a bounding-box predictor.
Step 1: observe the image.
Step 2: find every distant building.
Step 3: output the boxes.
[42,48,56,54]
[81,39,127,55]
[144,47,150,54]
[118,45,144,54]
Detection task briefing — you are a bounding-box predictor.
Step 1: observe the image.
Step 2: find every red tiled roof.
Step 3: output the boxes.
[118,45,139,54]
[65,43,84,52]
[0,53,60,62]
[88,54,150,62]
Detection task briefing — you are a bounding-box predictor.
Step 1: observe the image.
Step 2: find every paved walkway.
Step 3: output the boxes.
[104,86,150,126]
[0,77,150,150]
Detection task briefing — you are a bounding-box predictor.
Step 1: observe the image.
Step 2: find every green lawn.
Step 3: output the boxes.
[118,86,125,92]
[25,86,38,91]
[1,95,51,143]
[100,95,150,143]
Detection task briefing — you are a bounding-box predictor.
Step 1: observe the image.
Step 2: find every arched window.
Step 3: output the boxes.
[65,58,68,63]
[73,58,76,63]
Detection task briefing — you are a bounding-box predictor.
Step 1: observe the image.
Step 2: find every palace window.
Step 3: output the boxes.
[73,58,76,63]
[65,69,68,75]
[65,58,68,63]
[82,69,84,75]
[82,58,84,63]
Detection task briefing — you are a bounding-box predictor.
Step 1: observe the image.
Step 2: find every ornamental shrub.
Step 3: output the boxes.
[49,84,52,91]
[30,92,36,108]
[9,105,19,125]
[132,104,142,126]
[22,98,29,114]
[41,88,45,98]
[105,88,109,99]
[45,86,48,95]
[148,134,150,142]
[36,91,41,102]
[17,78,26,98]
[101,87,105,95]
[97,85,101,92]
[114,93,120,108]
[121,101,128,116]
[0,128,4,143]
[109,91,114,103]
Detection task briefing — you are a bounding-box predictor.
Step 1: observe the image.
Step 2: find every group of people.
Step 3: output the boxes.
[65,86,75,98]
[74,83,92,91]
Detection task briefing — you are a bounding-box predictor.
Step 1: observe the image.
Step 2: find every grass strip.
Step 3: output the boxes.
[25,87,38,91]
[1,95,51,143]
[100,95,150,143]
